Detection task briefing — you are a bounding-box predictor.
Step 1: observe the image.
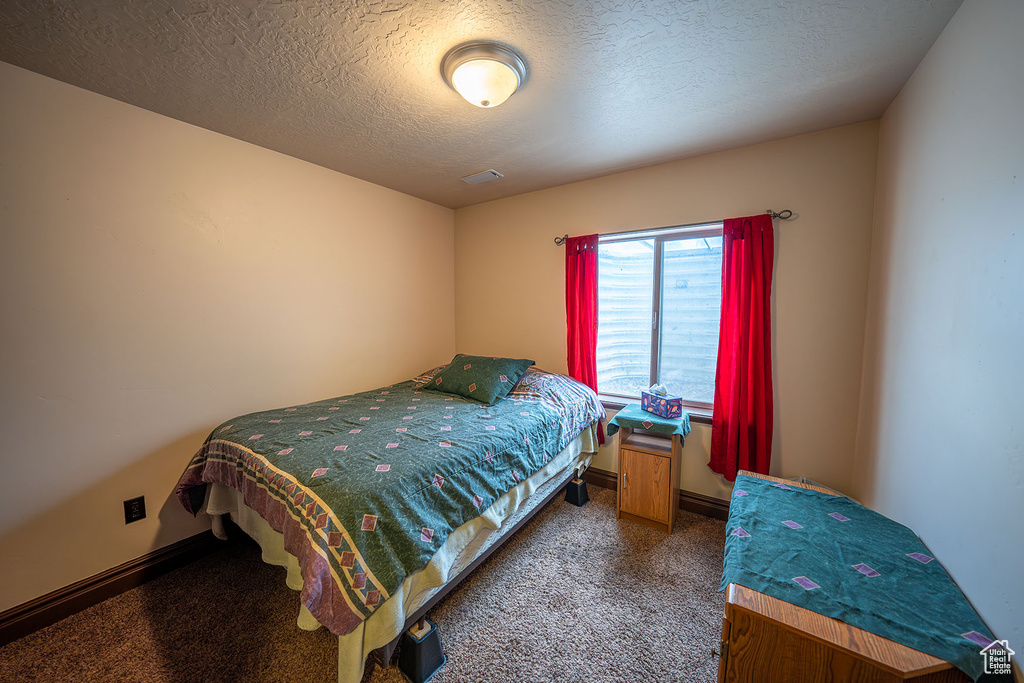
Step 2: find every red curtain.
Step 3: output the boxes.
[565,234,604,444]
[710,215,774,481]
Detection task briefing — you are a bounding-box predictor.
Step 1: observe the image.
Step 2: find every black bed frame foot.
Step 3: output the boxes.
[565,477,589,507]
[398,618,446,683]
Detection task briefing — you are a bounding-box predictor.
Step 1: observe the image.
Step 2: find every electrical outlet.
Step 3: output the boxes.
[124,496,146,524]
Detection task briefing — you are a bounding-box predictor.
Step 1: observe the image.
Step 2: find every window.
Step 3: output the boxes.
[596,223,724,408]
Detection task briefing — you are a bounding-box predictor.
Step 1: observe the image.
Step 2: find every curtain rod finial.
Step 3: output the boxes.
[767,209,793,220]
[554,234,568,245]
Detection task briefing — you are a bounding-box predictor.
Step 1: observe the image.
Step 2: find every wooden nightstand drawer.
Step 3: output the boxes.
[619,448,671,522]
[615,428,681,532]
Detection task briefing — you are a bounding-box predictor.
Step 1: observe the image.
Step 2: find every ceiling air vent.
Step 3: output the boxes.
[460,169,504,185]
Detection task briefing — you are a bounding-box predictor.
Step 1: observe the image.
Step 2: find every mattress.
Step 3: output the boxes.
[175,366,604,637]
[206,426,597,683]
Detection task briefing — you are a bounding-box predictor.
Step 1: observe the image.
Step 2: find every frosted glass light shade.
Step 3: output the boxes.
[441,42,527,109]
[451,59,519,108]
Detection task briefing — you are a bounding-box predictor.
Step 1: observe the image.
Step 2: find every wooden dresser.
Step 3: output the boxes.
[615,428,681,532]
[718,472,969,683]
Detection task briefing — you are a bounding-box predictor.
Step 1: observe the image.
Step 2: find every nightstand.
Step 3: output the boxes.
[616,427,682,532]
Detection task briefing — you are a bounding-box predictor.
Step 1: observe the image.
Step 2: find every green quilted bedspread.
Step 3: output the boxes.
[175,366,603,636]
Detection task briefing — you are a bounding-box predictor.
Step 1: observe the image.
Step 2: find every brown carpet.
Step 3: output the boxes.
[0,488,726,683]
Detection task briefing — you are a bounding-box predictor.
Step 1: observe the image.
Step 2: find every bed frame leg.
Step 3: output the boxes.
[565,477,589,507]
[397,617,446,683]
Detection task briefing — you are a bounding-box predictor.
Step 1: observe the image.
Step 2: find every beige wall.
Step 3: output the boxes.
[455,122,879,500]
[0,62,455,612]
[854,0,1023,649]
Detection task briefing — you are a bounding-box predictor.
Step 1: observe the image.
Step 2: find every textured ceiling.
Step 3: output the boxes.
[0,0,962,208]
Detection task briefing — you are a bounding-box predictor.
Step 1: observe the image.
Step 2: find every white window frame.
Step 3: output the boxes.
[598,222,724,411]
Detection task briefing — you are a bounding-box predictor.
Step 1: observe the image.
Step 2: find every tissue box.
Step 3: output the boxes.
[641,391,683,419]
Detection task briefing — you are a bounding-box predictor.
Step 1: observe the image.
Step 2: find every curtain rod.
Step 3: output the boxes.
[553,209,793,246]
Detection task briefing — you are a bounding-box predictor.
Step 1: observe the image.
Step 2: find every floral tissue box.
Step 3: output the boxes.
[640,391,683,419]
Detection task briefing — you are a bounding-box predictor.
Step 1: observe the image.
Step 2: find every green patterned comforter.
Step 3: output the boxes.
[175,366,603,636]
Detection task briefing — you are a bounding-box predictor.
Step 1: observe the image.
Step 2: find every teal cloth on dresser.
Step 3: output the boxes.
[605,403,690,439]
[721,474,997,681]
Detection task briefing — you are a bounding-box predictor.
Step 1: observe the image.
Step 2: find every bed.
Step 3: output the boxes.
[174,358,604,682]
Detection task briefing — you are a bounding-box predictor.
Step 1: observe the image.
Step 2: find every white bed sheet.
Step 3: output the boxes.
[205,423,598,683]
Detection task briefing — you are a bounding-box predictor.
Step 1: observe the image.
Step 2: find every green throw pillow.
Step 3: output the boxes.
[424,354,535,405]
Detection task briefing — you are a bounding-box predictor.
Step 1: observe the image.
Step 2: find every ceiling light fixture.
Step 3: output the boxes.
[441,41,527,109]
